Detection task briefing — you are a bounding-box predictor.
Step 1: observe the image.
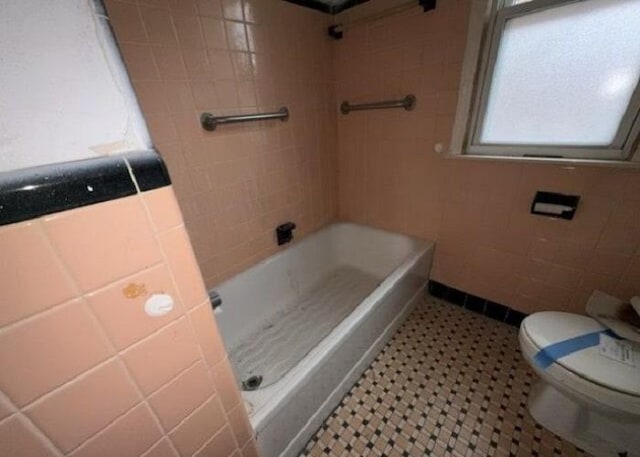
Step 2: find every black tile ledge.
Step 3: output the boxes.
[124,150,171,192]
[428,280,528,328]
[504,309,527,327]
[485,300,509,321]
[445,286,466,307]
[464,294,486,314]
[0,151,171,227]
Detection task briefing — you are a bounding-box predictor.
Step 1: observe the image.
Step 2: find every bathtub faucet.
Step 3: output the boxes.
[209,290,222,310]
[276,222,296,246]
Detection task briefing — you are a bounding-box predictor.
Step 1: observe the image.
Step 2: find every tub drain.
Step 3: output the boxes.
[242,375,263,391]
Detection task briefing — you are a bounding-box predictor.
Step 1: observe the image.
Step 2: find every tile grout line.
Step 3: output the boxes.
[191,422,237,457]
[0,389,63,457]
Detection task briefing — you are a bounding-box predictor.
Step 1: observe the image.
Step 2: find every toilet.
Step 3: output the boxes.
[519,312,640,457]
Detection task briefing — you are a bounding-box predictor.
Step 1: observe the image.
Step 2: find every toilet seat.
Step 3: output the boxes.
[520,312,640,417]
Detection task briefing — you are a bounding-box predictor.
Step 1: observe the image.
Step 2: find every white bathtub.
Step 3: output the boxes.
[213,222,433,457]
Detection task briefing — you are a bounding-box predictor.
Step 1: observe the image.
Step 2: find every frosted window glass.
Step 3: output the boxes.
[480,0,640,146]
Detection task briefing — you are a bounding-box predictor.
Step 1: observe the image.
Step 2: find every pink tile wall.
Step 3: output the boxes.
[106,0,338,288]
[105,0,640,314]
[0,187,258,457]
[335,0,640,314]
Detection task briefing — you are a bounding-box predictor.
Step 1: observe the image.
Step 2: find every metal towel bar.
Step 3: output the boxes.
[340,95,416,114]
[200,107,289,131]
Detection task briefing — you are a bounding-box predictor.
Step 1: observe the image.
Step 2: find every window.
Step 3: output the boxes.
[464,0,640,161]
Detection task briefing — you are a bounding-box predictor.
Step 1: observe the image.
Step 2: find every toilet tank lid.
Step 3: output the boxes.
[522,312,640,397]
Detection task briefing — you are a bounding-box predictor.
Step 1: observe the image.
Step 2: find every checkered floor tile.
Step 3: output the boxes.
[301,296,590,457]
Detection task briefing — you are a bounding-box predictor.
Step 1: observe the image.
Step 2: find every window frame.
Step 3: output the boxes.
[465,0,640,161]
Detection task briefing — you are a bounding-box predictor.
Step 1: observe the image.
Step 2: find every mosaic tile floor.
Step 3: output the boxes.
[302,296,590,457]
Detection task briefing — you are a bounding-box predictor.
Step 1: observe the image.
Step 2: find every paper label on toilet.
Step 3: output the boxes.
[598,333,638,367]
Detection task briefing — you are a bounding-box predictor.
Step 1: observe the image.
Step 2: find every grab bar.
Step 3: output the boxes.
[200,107,289,131]
[340,94,416,114]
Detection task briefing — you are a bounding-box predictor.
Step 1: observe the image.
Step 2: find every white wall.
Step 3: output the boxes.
[0,0,151,172]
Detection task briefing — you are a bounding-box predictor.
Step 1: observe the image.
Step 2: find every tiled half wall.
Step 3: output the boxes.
[0,185,257,457]
[105,0,339,287]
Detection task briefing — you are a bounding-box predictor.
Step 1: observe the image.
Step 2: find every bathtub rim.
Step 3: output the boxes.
[277,284,427,457]
[212,221,426,304]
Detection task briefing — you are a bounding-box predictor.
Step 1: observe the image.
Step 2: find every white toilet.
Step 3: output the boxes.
[519,312,640,457]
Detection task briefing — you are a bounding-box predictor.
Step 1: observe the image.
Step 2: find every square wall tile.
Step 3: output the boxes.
[181,47,211,82]
[168,0,199,15]
[152,48,188,81]
[117,43,160,81]
[141,438,179,457]
[241,439,259,457]
[0,415,56,457]
[142,187,184,233]
[211,358,241,412]
[25,359,141,452]
[0,221,75,327]
[193,425,237,457]
[228,402,253,448]
[0,395,13,420]
[87,265,184,350]
[168,396,227,457]
[188,303,227,368]
[597,223,640,256]
[0,299,112,407]
[104,0,148,43]
[43,195,162,292]
[201,17,227,49]
[196,0,223,17]
[174,14,205,49]
[146,114,180,145]
[159,227,208,310]
[221,0,243,21]
[121,317,201,395]
[224,21,248,51]
[140,6,178,46]
[148,361,215,430]
[69,403,162,457]
[133,81,169,116]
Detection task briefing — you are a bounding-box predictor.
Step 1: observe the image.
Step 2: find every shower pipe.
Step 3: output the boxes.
[340,95,416,114]
[200,107,289,131]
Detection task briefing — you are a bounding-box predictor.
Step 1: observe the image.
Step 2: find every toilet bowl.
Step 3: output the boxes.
[519,312,640,457]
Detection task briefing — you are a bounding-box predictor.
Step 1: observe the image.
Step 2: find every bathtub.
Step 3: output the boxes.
[213,222,433,457]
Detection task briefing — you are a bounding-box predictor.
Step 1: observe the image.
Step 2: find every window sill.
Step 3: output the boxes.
[440,151,640,169]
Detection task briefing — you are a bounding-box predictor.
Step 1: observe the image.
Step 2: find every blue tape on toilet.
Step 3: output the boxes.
[533,329,619,370]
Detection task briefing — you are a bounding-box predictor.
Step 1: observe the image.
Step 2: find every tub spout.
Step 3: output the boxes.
[209,290,222,310]
[276,222,296,246]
